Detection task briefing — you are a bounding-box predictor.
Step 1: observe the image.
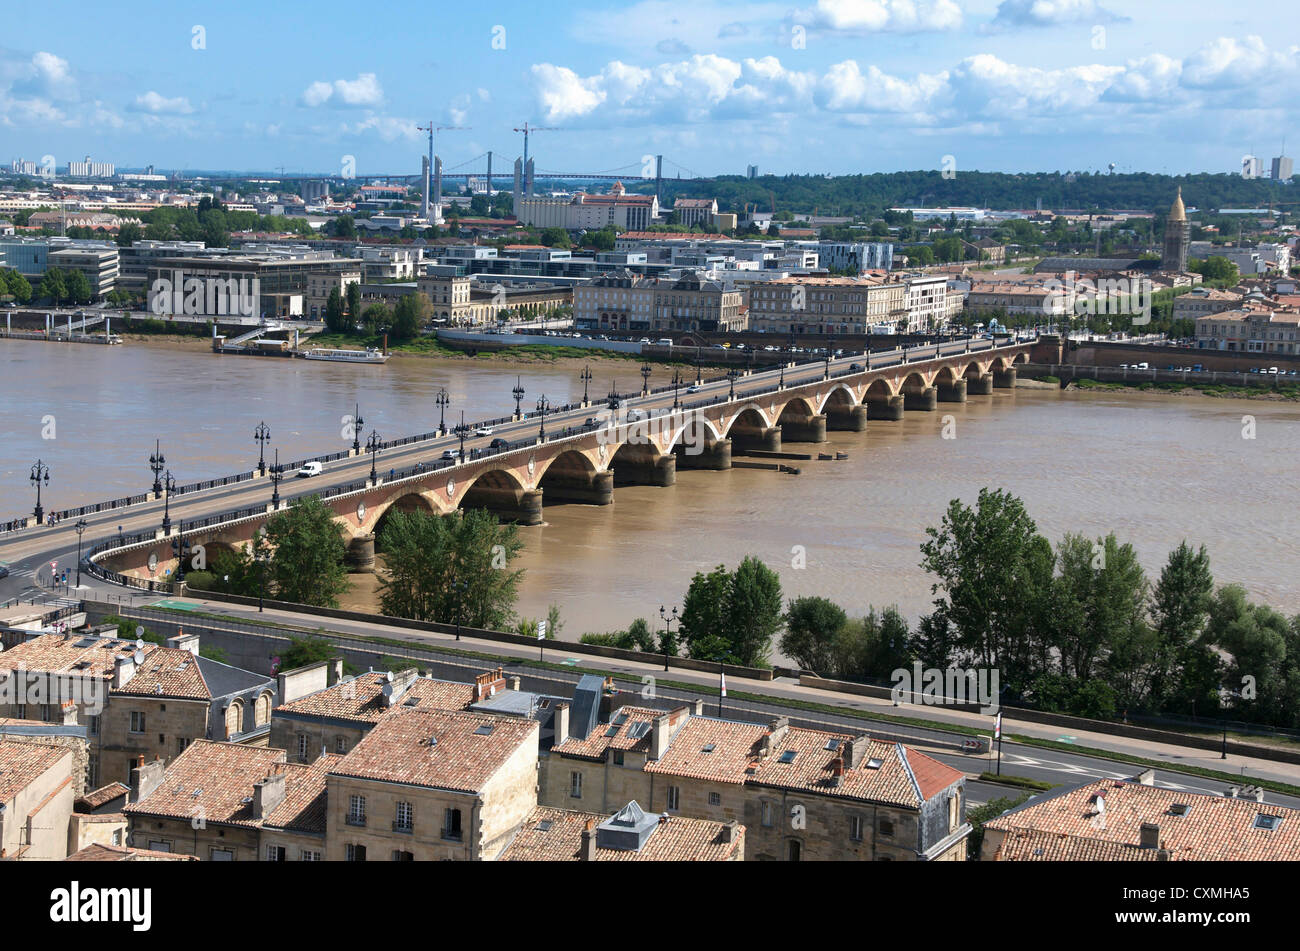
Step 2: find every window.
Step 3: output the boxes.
[177,737,190,755]
[88,715,99,736]
[297,734,310,760]
[346,844,367,862]
[850,816,865,842]
[130,711,146,734]
[787,839,802,862]
[335,736,348,754]
[347,795,366,826]
[300,850,321,862]
[111,830,123,846]
[879,818,895,837]
[666,786,680,811]
[612,751,625,766]
[266,845,286,862]
[569,771,583,799]
[147,840,171,852]
[708,792,721,806]
[443,808,463,841]
[391,850,414,862]
[395,801,414,833]
[761,801,774,828]
[210,848,234,861]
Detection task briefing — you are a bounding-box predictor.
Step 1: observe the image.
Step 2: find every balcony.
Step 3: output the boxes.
[392,821,413,834]
[345,815,367,828]
[440,828,463,842]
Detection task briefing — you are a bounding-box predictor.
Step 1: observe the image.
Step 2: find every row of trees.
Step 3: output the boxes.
[325,287,431,342]
[0,268,32,303]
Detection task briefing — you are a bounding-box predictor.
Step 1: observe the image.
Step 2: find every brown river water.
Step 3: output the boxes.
[3,337,1297,640]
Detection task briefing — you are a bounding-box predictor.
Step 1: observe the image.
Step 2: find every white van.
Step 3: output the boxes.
[296,461,323,478]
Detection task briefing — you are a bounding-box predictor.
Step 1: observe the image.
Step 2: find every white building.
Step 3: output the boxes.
[68,156,115,178]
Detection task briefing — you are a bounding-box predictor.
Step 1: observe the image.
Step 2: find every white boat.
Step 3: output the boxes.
[301,347,390,364]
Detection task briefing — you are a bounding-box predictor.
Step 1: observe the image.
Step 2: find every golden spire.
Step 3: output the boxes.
[1169,187,1186,222]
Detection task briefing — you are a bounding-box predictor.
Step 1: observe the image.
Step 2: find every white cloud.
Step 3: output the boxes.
[797,0,963,33]
[1181,35,1299,89]
[818,60,949,113]
[131,91,194,115]
[992,0,1124,27]
[531,63,607,121]
[337,115,421,142]
[300,73,384,108]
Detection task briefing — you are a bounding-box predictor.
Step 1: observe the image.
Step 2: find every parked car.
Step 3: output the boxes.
[296,461,323,478]
[849,362,864,372]
[0,564,9,579]
[687,384,703,394]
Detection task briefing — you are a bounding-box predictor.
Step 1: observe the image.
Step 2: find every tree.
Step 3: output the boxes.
[332,215,357,239]
[376,508,524,631]
[540,227,571,248]
[346,282,362,322]
[39,268,67,306]
[919,489,1054,694]
[277,636,336,674]
[680,557,783,668]
[781,596,848,674]
[766,222,781,237]
[1208,585,1291,723]
[390,292,430,341]
[263,496,350,608]
[1190,256,1239,286]
[680,565,734,662]
[324,287,347,333]
[1147,542,1215,711]
[361,302,390,336]
[64,269,93,303]
[116,222,143,247]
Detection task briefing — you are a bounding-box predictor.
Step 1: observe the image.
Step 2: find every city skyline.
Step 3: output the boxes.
[1,0,1297,179]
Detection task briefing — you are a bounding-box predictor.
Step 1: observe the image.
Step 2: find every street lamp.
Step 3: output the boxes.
[659,605,678,672]
[256,537,270,613]
[366,430,382,484]
[453,411,470,462]
[149,440,165,498]
[727,367,740,401]
[607,383,621,413]
[671,369,682,409]
[779,362,786,389]
[29,460,49,525]
[536,396,551,441]
[269,449,285,509]
[695,348,703,384]
[512,377,525,420]
[161,471,176,534]
[351,402,364,454]
[74,518,87,587]
[171,527,188,584]
[454,579,466,641]
[641,362,652,396]
[580,364,593,406]
[254,422,271,476]
[435,388,450,436]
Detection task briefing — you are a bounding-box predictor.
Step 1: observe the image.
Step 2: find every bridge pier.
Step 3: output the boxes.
[613,450,677,487]
[780,414,828,443]
[731,426,781,454]
[346,534,376,573]
[903,387,938,411]
[936,379,967,403]
[866,395,905,421]
[993,368,1018,389]
[463,487,545,525]
[675,437,732,470]
[967,373,994,396]
[542,470,615,506]
[826,405,868,432]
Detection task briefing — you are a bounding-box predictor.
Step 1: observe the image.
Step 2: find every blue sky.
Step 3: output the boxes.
[2,0,1297,178]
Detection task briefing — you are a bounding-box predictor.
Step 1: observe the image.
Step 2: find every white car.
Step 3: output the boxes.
[442,449,459,460]
[474,426,494,437]
[296,461,323,478]
[686,384,703,394]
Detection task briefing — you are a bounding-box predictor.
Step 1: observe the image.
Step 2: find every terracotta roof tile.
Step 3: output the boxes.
[499,805,742,861]
[122,740,286,828]
[274,672,473,725]
[0,739,70,802]
[65,843,198,862]
[113,647,210,700]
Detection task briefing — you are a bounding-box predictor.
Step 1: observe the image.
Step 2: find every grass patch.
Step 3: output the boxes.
[978,772,1056,791]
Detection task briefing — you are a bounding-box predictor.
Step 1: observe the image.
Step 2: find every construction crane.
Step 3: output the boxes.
[513,121,560,169]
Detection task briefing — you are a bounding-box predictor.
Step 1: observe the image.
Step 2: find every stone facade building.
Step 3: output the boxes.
[747,275,909,334]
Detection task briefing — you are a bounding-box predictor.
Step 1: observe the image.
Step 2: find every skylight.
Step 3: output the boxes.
[1254,814,1282,831]
[778,750,798,764]
[474,724,495,736]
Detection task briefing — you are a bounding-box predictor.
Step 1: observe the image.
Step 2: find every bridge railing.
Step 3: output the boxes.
[21,338,1032,542]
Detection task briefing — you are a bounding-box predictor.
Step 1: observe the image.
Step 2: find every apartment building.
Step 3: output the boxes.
[1173,286,1245,321]
[747,275,909,334]
[672,197,719,229]
[983,773,1300,861]
[1195,305,1300,353]
[417,273,474,322]
[146,253,362,319]
[0,739,77,860]
[326,709,539,861]
[516,182,659,232]
[499,801,744,861]
[0,631,276,789]
[965,280,1069,318]
[903,273,951,333]
[540,706,969,861]
[573,269,743,333]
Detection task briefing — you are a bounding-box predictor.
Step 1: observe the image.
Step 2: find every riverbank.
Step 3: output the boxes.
[1065,378,1300,402]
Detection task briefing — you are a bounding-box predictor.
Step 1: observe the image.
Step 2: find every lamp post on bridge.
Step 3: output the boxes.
[435,389,450,436]
[149,440,166,498]
[536,396,551,442]
[254,422,271,476]
[454,411,470,463]
[671,369,682,410]
[366,430,382,485]
[512,377,525,421]
[74,518,87,588]
[350,403,364,454]
[727,367,740,402]
[659,605,678,673]
[269,449,284,509]
[695,346,702,384]
[30,460,49,525]
[580,365,593,407]
[161,471,176,535]
[171,527,189,584]
[640,361,652,396]
[607,383,621,413]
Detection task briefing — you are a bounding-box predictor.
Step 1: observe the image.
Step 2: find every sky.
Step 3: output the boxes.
[1,0,1297,179]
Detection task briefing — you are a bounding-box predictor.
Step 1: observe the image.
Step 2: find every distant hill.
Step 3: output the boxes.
[637,171,1296,218]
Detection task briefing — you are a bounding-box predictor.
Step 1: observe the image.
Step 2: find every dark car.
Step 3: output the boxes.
[849,362,864,372]
[489,438,509,449]
[0,565,9,579]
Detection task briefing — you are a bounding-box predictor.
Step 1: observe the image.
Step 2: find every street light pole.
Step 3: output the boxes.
[269,449,284,509]
[580,365,593,406]
[29,460,50,525]
[659,605,678,672]
[351,403,364,454]
[149,440,165,498]
[512,377,525,420]
[671,369,681,409]
[366,430,382,484]
[607,384,621,413]
[727,367,740,401]
[74,518,87,587]
[454,411,470,462]
[161,471,176,534]
[435,389,449,436]
[641,362,652,396]
[254,422,270,476]
[536,396,550,441]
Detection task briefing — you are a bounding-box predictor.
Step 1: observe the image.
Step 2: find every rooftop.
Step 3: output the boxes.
[0,739,70,802]
[498,804,743,861]
[274,671,474,725]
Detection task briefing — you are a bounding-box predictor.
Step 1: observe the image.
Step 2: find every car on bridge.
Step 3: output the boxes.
[474,426,494,436]
[296,461,323,478]
[442,449,459,460]
[687,384,703,393]
[489,438,509,449]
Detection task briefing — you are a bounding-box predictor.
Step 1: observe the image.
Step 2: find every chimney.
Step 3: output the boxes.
[253,768,287,819]
[768,716,790,745]
[473,667,508,702]
[692,699,704,716]
[1139,822,1160,849]
[330,659,343,685]
[1130,768,1155,786]
[650,712,674,762]
[829,756,845,787]
[720,820,740,844]
[128,756,166,804]
[1157,848,1172,861]
[553,702,570,746]
[381,668,419,708]
[843,735,870,770]
[112,653,137,689]
[580,819,598,861]
[166,631,200,655]
[1224,785,1240,799]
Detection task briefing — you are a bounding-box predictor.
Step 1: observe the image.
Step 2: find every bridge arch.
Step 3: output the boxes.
[371,491,442,550]
[720,404,772,439]
[816,384,858,414]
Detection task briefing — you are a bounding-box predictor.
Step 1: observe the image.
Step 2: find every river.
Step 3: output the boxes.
[3,337,1297,640]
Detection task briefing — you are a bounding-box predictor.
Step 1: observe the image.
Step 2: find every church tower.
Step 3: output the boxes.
[1161,187,1190,272]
